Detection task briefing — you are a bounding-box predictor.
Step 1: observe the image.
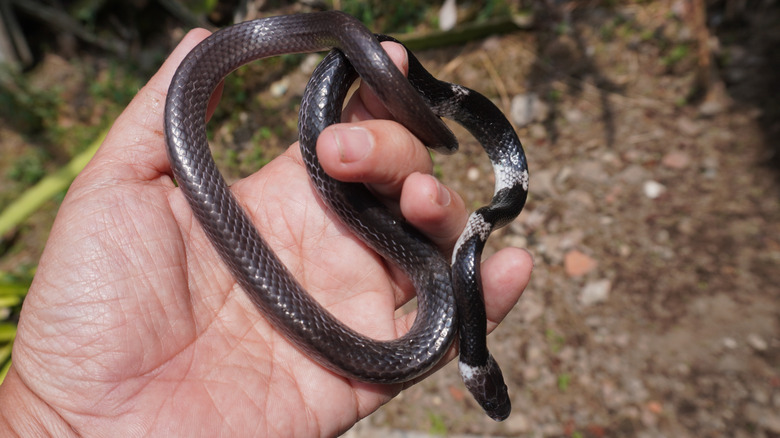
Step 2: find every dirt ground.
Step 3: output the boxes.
[2,1,779,437]
[356,3,780,436]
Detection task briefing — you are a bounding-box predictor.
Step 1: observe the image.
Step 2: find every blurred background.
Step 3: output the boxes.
[0,0,778,436]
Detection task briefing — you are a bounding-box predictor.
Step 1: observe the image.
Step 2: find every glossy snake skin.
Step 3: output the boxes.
[164,11,528,421]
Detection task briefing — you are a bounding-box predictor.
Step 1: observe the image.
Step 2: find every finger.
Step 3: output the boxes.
[399,172,468,250]
[316,119,433,199]
[85,28,212,184]
[342,41,409,123]
[481,247,534,328]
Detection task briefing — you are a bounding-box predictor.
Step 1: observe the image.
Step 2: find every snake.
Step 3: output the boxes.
[164,11,528,421]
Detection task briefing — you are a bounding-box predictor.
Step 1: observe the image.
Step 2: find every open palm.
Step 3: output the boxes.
[1,30,532,437]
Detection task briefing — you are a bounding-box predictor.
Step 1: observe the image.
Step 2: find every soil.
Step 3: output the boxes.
[2,1,778,437]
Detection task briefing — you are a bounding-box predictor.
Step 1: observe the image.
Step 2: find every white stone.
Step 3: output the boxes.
[643,180,666,199]
[439,0,458,31]
[747,333,768,352]
[511,93,549,127]
[580,279,612,306]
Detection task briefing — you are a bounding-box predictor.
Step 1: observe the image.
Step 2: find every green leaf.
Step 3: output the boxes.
[0,341,11,365]
[0,129,106,236]
[0,350,11,384]
[0,282,29,297]
[0,296,21,307]
[0,323,17,342]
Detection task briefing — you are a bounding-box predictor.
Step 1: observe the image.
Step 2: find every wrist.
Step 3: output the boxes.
[0,365,77,437]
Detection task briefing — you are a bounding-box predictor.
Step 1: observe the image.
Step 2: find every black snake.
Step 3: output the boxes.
[164,11,528,421]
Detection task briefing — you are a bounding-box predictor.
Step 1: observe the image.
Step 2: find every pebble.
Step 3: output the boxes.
[529,123,547,139]
[438,0,458,31]
[747,333,768,352]
[675,363,691,376]
[745,403,780,433]
[556,166,573,186]
[517,293,545,323]
[529,168,557,198]
[564,249,598,277]
[574,160,608,183]
[617,165,649,185]
[511,93,549,127]
[564,108,584,123]
[580,279,612,306]
[269,77,289,97]
[526,343,544,362]
[703,156,719,179]
[676,217,695,235]
[505,234,528,248]
[523,365,541,382]
[614,332,631,347]
[566,190,595,210]
[661,151,691,169]
[538,235,565,264]
[699,92,729,116]
[753,389,770,405]
[517,207,547,230]
[503,413,531,434]
[643,180,666,199]
[677,117,701,136]
[466,166,480,181]
[722,337,738,349]
[299,53,321,75]
[559,229,585,250]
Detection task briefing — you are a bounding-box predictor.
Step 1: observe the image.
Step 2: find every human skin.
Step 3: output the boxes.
[0,29,532,437]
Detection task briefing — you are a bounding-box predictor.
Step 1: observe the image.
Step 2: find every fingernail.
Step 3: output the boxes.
[333,126,373,163]
[435,179,451,207]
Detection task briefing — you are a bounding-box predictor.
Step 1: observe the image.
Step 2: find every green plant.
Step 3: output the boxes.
[0,341,12,383]
[427,412,447,435]
[557,373,571,392]
[0,270,32,385]
[545,328,566,353]
[662,44,691,67]
[0,74,63,138]
[6,152,48,185]
[338,0,430,33]
[476,0,513,21]
[0,129,105,236]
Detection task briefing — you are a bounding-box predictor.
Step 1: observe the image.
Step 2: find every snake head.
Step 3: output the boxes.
[459,354,512,421]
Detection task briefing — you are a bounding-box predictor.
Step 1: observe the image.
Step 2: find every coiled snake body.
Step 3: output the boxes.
[164,11,528,421]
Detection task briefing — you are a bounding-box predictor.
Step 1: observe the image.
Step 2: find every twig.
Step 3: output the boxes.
[10,0,126,54]
[392,13,534,51]
[0,0,33,69]
[477,51,511,114]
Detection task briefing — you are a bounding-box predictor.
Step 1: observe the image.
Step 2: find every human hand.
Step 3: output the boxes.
[0,29,532,437]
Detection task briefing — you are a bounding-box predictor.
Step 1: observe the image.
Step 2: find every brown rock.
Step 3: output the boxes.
[564,250,598,277]
[662,151,692,169]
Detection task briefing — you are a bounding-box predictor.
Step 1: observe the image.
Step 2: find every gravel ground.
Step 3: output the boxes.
[351,2,780,436]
